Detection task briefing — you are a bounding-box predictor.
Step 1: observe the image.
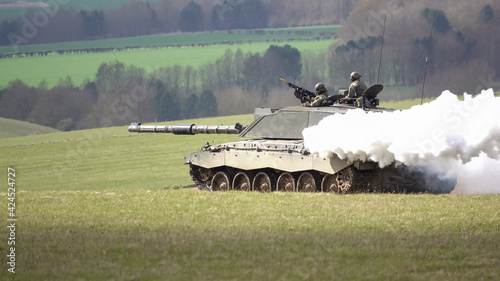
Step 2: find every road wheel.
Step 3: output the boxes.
[321,174,338,193]
[232,172,251,191]
[277,172,295,192]
[297,172,316,192]
[212,171,231,191]
[253,172,272,192]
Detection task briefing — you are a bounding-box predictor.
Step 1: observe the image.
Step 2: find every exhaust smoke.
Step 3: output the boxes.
[303,89,500,194]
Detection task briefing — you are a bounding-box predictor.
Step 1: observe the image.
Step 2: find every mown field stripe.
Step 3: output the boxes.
[0,25,339,54]
[0,40,333,88]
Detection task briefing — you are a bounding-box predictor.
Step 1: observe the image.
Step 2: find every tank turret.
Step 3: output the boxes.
[129,84,455,194]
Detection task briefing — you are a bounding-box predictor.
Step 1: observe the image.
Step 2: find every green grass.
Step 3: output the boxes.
[0,117,60,138]
[0,26,339,54]
[0,40,333,88]
[0,114,254,190]
[380,98,437,110]
[1,111,499,280]
[380,93,500,110]
[5,191,500,280]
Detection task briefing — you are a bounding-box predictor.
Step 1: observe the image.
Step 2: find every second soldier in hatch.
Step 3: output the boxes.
[346,71,367,99]
[304,83,329,107]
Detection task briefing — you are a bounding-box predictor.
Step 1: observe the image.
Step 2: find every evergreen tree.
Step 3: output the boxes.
[235,0,268,29]
[198,89,218,117]
[212,0,267,30]
[480,4,494,23]
[179,1,203,32]
[79,10,104,37]
[181,94,199,119]
[0,21,18,46]
[241,53,263,91]
[421,8,452,34]
[262,44,302,84]
[152,80,179,121]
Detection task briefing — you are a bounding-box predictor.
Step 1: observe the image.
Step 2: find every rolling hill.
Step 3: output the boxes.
[0,117,60,138]
[1,112,499,280]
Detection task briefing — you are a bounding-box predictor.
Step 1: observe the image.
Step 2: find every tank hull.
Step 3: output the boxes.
[185,139,349,174]
[185,139,455,193]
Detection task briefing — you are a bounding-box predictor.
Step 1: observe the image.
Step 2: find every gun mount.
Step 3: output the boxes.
[281,78,383,108]
[129,86,455,194]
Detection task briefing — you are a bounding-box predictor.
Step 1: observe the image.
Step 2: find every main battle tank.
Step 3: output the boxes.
[129,84,455,194]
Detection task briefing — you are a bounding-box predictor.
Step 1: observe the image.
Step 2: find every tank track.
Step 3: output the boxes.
[188,164,454,194]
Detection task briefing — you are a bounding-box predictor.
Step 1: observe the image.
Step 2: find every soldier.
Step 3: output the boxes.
[304,83,329,107]
[346,71,367,99]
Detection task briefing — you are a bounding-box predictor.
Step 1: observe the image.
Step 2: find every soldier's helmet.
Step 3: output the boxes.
[315,83,327,94]
[350,71,362,81]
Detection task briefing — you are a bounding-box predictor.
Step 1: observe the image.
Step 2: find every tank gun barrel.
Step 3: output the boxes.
[128,122,245,135]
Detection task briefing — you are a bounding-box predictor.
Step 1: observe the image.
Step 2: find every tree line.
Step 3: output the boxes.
[0,33,332,58]
[1,0,498,131]
[0,61,220,131]
[0,0,359,47]
[0,45,304,130]
[328,0,500,99]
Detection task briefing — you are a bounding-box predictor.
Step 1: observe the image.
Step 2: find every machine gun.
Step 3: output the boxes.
[280,78,316,103]
[281,78,345,106]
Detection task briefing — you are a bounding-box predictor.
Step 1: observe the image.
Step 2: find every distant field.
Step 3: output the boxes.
[0,40,333,88]
[1,113,499,280]
[380,92,500,110]
[0,26,339,54]
[380,98,436,110]
[0,117,60,138]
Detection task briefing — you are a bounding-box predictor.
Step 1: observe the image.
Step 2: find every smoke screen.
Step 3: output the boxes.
[303,89,500,194]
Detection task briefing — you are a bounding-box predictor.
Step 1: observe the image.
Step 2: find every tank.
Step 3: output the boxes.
[129,84,455,194]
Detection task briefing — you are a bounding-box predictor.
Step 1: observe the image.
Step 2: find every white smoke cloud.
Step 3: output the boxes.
[303,89,500,194]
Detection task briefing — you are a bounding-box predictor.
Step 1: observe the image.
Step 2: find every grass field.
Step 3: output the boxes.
[0,114,254,190]
[380,93,500,110]
[0,26,339,54]
[8,190,500,280]
[380,98,436,110]
[1,113,500,280]
[0,117,60,138]
[0,40,333,88]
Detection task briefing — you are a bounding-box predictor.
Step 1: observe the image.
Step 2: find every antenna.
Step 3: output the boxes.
[376,14,386,84]
[420,15,435,105]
